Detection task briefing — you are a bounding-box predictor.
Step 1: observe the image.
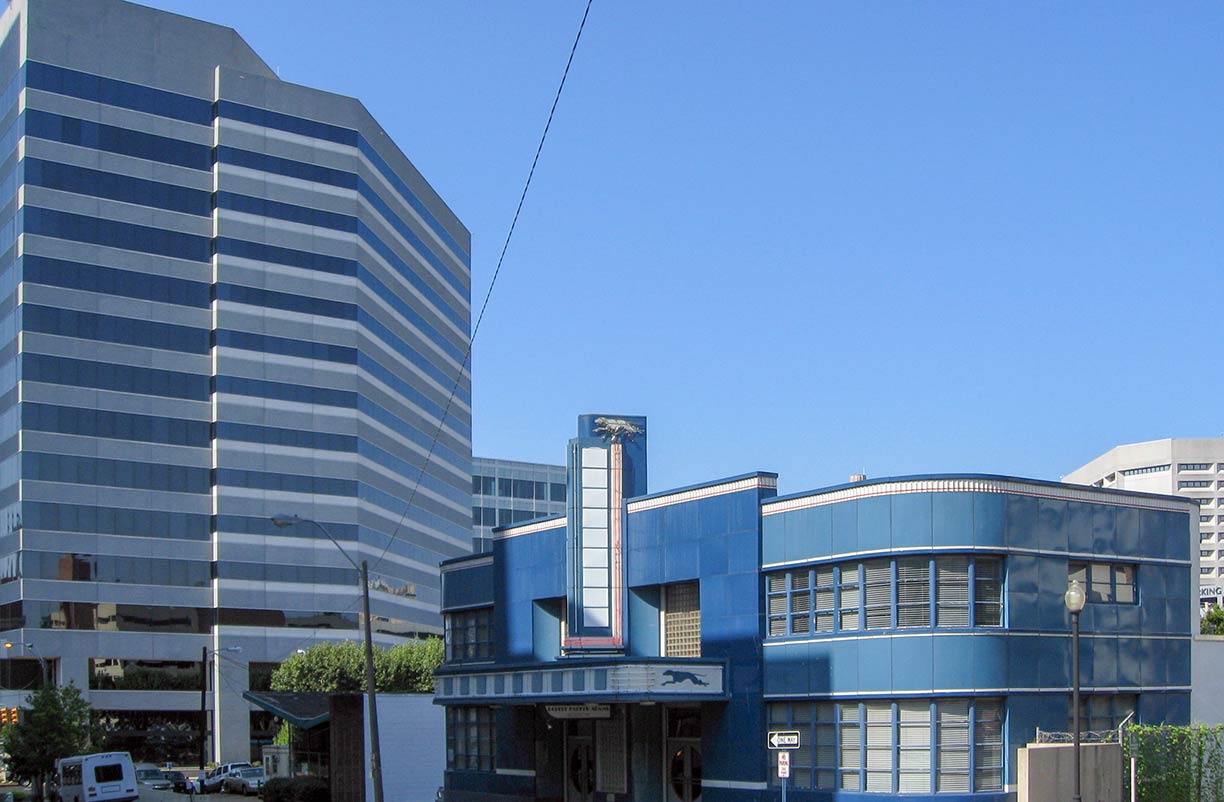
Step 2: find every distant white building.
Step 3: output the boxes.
[1065,438,1218,596]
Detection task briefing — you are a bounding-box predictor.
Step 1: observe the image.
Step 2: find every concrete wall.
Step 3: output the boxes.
[364,694,444,802]
[1017,742,1122,802]
[1193,635,1224,724]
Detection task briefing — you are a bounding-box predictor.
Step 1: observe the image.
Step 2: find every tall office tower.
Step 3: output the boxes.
[471,457,567,547]
[1065,438,1219,586]
[0,0,471,762]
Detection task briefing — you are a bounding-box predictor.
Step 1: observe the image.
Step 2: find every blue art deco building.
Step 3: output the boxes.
[0,0,471,762]
[437,415,1195,802]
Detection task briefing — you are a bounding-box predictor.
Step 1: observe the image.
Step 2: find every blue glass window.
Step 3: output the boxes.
[24,158,211,216]
[23,304,210,354]
[24,110,212,170]
[216,146,357,189]
[26,62,213,125]
[215,237,355,277]
[24,256,210,308]
[23,207,211,262]
[22,354,210,400]
[215,329,357,364]
[214,375,356,408]
[22,502,210,540]
[22,402,209,447]
[22,551,210,587]
[215,283,356,320]
[23,452,210,494]
[214,468,355,497]
[214,422,356,452]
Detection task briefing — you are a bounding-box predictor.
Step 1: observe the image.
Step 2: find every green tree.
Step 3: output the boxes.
[1202,607,1224,636]
[383,638,445,693]
[270,638,444,693]
[0,683,96,800]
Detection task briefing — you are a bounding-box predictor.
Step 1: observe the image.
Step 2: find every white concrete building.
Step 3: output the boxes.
[1065,438,1221,592]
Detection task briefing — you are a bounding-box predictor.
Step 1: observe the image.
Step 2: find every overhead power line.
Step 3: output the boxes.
[370,0,596,574]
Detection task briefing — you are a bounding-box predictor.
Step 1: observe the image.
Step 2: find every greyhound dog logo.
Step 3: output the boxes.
[661,670,709,687]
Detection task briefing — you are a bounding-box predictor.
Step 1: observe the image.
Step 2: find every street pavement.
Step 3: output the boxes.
[140,790,254,802]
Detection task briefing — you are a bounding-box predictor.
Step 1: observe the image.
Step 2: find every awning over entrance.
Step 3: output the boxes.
[434,659,728,704]
[243,691,330,729]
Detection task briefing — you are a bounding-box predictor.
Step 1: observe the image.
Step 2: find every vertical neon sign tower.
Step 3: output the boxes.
[563,414,647,651]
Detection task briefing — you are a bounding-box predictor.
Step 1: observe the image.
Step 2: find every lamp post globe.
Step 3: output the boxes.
[1065,579,1086,614]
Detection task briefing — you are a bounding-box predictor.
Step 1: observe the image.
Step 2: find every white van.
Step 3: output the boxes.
[56,752,138,802]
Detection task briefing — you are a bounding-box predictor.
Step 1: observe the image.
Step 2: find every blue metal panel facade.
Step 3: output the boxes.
[437,420,1194,802]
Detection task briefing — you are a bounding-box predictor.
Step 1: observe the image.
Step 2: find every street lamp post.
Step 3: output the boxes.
[5,641,47,686]
[1065,578,1086,802]
[200,646,242,768]
[272,514,384,802]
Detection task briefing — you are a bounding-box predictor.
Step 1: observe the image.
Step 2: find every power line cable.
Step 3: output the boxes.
[260,0,596,663]
[369,0,596,573]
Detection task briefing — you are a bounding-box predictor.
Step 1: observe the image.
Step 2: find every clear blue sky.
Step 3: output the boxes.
[146,0,1224,495]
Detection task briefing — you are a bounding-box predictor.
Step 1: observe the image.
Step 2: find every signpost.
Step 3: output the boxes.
[768,731,799,802]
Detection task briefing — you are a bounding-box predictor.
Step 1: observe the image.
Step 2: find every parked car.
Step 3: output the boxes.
[163,771,190,794]
[136,768,172,790]
[199,769,229,794]
[223,767,266,796]
[215,763,253,777]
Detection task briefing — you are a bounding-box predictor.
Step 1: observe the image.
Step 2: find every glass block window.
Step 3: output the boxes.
[446,706,495,771]
[1068,561,1137,605]
[664,582,701,657]
[445,607,493,662]
[774,698,1004,795]
[765,555,1003,637]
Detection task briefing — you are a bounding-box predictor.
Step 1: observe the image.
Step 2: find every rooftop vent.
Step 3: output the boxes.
[849,473,868,483]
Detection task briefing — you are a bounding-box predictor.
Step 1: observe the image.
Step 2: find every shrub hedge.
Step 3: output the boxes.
[261,777,330,802]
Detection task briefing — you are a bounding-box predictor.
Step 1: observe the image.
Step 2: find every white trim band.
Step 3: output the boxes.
[495,517,566,540]
[762,478,1195,516]
[629,475,777,513]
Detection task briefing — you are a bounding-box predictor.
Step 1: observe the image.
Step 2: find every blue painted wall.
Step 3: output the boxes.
[494,523,566,663]
[626,478,777,793]
[760,483,1194,797]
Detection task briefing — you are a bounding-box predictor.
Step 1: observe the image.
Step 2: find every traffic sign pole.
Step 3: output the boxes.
[778,751,789,802]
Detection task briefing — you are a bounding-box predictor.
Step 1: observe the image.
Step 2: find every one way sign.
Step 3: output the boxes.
[768,730,800,749]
